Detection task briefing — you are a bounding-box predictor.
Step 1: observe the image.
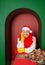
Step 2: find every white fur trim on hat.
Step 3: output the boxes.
[22,27,32,33]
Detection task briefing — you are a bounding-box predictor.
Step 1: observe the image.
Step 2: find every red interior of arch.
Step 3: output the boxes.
[11,13,38,60]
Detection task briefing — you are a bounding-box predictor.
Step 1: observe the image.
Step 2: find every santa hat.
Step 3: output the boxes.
[22,25,32,33]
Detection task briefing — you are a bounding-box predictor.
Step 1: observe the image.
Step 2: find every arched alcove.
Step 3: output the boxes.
[5,8,41,65]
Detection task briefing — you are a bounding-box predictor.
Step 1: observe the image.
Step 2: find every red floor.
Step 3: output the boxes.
[13,58,36,65]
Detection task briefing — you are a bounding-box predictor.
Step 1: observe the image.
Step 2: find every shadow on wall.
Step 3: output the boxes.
[5,8,42,65]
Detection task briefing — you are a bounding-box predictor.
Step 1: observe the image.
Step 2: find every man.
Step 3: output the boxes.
[17,25,36,54]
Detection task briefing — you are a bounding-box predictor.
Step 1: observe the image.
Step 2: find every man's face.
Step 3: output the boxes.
[22,30,30,38]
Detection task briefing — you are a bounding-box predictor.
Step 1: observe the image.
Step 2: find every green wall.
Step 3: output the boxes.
[0,0,45,65]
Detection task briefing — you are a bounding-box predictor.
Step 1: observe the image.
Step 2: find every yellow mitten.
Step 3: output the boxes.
[17,48,25,53]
